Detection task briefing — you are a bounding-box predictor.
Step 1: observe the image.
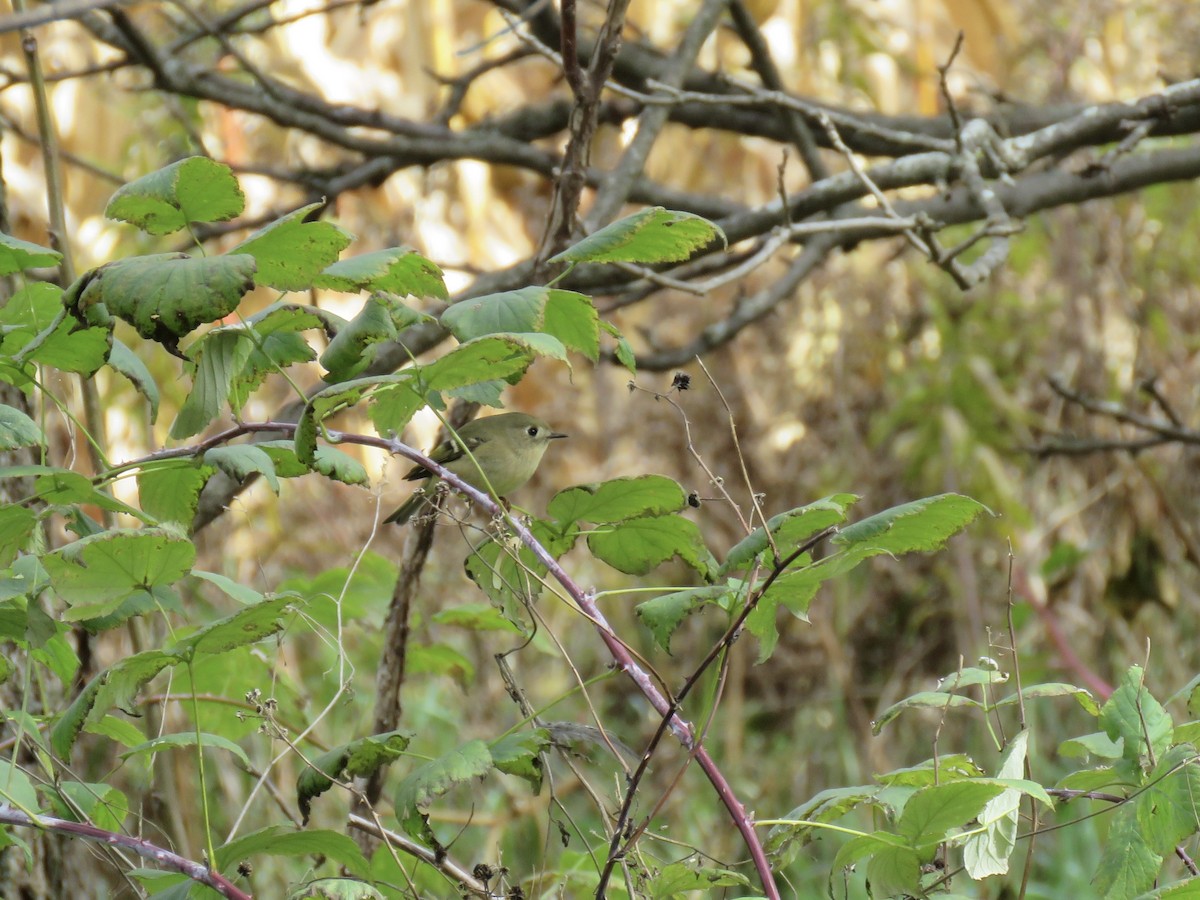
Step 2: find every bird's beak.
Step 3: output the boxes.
[549,432,568,440]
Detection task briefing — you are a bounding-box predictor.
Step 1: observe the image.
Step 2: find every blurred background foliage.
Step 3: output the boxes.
[4,0,1200,895]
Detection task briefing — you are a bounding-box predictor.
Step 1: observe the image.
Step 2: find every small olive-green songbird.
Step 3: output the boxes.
[384,412,567,525]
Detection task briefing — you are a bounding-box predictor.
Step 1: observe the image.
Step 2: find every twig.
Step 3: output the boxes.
[0,804,251,900]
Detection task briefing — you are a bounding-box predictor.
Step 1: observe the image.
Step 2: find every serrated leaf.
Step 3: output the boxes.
[440,286,599,360]
[215,826,368,878]
[489,729,550,792]
[1094,802,1162,899]
[320,294,400,381]
[254,441,369,486]
[1100,666,1173,774]
[897,781,1005,849]
[44,528,195,621]
[77,253,257,350]
[108,338,160,423]
[169,594,295,659]
[721,493,857,574]
[647,860,750,898]
[0,504,37,567]
[994,682,1101,716]
[548,207,726,265]
[297,729,411,824]
[106,157,244,234]
[296,374,404,464]
[232,202,353,291]
[1136,744,1200,855]
[421,335,537,390]
[138,461,212,525]
[587,514,716,580]
[549,475,687,525]
[0,281,108,377]
[833,493,989,556]
[394,739,494,849]
[203,445,279,493]
[873,692,983,735]
[170,329,255,439]
[464,520,575,627]
[0,404,45,450]
[636,584,738,653]
[766,785,887,855]
[32,470,146,520]
[314,247,447,299]
[120,731,250,768]
[191,570,264,606]
[1059,731,1125,760]
[0,231,62,274]
[52,650,178,757]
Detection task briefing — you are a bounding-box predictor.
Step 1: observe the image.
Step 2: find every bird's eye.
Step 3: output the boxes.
[527,426,539,437]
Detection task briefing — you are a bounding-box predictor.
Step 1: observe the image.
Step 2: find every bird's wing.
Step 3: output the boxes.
[402,433,490,481]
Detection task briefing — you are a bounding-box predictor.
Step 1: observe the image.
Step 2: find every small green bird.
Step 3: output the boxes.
[384,412,567,525]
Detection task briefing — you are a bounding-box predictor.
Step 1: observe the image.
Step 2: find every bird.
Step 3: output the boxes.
[384,412,567,525]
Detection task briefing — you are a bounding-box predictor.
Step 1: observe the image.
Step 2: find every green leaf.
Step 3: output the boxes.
[489,729,550,792]
[0,282,110,376]
[320,294,400,381]
[963,730,1029,878]
[170,329,255,439]
[0,505,37,568]
[296,375,404,464]
[0,231,62,275]
[872,692,983,735]
[297,729,411,824]
[32,470,146,521]
[191,570,264,606]
[169,594,295,659]
[105,157,244,234]
[1136,744,1200,855]
[314,246,447,299]
[464,519,575,627]
[440,286,599,360]
[0,404,44,451]
[721,494,857,574]
[1093,802,1162,899]
[0,759,40,811]
[549,475,687,525]
[407,643,475,687]
[548,207,726,265]
[896,781,1005,849]
[1059,731,1125,760]
[431,602,523,633]
[833,493,989,556]
[766,785,887,856]
[936,666,1009,691]
[203,445,279,493]
[52,650,177,756]
[137,461,212,525]
[865,845,922,897]
[231,202,353,291]
[636,584,739,653]
[215,826,368,878]
[44,528,195,621]
[1100,666,1173,775]
[587,514,717,580]
[646,859,750,898]
[255,441,369,486]
[77,253,257,350]
[108,338,160,423]
[120,731,250,768]
[54,781,128,832]
[420,334,538,390]
[994,682,1101,716]
[394,739,494,849]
